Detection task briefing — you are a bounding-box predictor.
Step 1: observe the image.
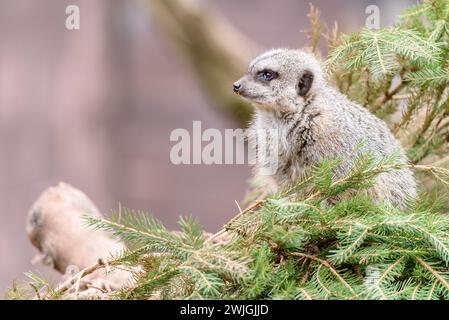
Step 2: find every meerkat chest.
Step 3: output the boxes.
[249,114,309,184]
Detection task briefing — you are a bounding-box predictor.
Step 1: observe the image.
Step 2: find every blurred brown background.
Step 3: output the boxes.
[0,0,414,294]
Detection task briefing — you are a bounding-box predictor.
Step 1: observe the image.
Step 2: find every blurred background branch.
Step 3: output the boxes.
[144,0,259,125]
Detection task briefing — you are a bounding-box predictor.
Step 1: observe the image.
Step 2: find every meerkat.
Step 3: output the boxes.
[233,48,416,208]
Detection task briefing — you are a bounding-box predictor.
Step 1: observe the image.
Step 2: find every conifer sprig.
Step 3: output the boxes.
[320,0,449,164]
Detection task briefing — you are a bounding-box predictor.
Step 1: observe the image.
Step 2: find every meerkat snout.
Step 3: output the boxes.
[233,82,242,93]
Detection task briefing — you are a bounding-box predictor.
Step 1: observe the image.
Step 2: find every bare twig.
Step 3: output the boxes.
[50,258,109,298]
[204,199,265,245]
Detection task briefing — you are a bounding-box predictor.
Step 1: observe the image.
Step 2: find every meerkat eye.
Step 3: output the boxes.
[257,70,278,82]
[262,71,274,80]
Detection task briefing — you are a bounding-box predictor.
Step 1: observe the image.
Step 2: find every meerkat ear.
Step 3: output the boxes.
[297,70,314,97]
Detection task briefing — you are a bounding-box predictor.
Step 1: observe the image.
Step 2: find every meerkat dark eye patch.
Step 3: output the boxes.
[297,70,314,97]
[256,69,278,82]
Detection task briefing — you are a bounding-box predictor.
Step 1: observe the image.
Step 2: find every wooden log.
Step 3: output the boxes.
[27,182,134,298]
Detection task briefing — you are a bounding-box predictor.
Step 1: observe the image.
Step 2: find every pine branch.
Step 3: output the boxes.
[416,257,449,292]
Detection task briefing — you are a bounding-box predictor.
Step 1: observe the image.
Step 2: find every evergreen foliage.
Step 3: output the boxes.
[13,152,449,300]
[324,0,449,164]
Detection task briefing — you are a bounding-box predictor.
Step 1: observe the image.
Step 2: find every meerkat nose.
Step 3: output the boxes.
[233,82,242,93]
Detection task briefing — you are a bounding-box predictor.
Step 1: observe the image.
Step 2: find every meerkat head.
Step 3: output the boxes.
[233,49,326,112]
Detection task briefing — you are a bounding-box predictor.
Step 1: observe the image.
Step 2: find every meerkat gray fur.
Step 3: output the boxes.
[233,48,416,208]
